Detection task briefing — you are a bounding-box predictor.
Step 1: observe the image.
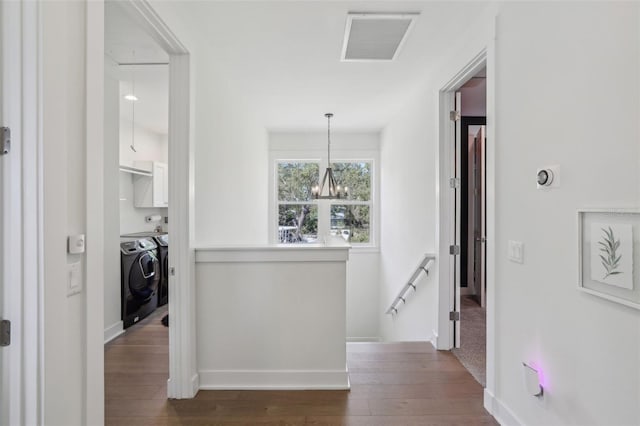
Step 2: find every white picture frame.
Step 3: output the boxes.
[578,209,640,310]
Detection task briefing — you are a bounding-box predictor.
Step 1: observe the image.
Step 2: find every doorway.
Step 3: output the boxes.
[436,46,495,395]
[104,2,171,408]
[99,0,195,403]
[452,72,487,384]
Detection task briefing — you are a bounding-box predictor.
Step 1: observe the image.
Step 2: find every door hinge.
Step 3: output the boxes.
[0,320,10,347]
[449,245,460,255]
[449,311,460,321]
[170,266,175,276]
[449,178,460,189]
[449,110,460,122]
[1,127,10,155]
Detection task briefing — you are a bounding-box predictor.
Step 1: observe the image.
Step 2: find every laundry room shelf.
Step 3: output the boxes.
[119,164,152,177]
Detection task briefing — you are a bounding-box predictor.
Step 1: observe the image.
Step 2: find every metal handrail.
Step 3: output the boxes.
[386,253,436,315]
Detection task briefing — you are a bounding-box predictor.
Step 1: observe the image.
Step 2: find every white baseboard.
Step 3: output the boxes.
[429,329,439,349]
[191,373,200,397]
[199,369,350,390]
[347,337,380,342]
[104,321,124,344]
[484,388,523,426]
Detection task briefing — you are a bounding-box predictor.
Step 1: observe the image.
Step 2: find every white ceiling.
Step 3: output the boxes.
[106,2,169,135]
[108,1,491,132]
[118,65,168,135]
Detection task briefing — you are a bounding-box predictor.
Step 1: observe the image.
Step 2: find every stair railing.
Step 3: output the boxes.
[386,253,436,315]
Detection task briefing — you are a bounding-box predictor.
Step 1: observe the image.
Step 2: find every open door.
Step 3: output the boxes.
[453,91,462,348]
[1,1,16,423]
[1,2,10,423]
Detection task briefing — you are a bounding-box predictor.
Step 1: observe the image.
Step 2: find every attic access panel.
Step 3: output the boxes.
[341,13,419,62]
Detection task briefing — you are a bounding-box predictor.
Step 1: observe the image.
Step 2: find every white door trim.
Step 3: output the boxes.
[85,2,105,425]
[437,50,487,350]
[1,0,43,424]
[436,22,497,401]
[104,0,197,400]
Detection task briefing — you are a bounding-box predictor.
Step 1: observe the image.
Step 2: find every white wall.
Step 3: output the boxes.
[146,2,269,246]
[379,92,438,342]
[42,1,87,424]
[195,246,349,389]
[269,131,381,341]
[189,70,269,245]
[118,115,168,235]
[119,115,168,166]
[379,2,640,425]
[491,3,640,425]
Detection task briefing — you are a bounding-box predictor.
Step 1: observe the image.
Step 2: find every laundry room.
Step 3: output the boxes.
[103,2,170,344]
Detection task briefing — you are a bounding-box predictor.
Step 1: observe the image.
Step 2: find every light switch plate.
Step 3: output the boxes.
[68,234,85,254]
[67,261,82,296]
[508,240,524,264]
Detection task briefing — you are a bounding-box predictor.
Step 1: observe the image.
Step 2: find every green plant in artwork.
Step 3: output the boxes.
[599,226,622,280]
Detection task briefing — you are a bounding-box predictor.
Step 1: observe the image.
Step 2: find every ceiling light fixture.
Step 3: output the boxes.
[312,113,348,199]
[124,94,138,101]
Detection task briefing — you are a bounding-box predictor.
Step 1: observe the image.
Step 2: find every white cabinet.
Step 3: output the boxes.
[133,161,168,208]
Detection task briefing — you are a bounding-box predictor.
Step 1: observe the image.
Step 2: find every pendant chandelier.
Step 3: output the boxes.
[312,113,348,199]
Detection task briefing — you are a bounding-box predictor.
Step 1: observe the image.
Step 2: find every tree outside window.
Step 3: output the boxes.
[277,162,318,243]
[277,160,373,245]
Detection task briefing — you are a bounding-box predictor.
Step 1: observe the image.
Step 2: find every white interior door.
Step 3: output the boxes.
[453,91,462,348]
[0,1,5,419]
[0,1,16,423]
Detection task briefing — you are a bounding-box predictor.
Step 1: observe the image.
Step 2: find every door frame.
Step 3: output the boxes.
[101,0,200,399]
[91,0,197,401]
[1,0,43,424]
[436,30,496,401]
[437,50,487,350]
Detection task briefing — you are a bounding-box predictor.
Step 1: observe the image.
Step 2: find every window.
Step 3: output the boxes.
[277,162,319,243]
[275,160,374,246]
[330,162,371,243]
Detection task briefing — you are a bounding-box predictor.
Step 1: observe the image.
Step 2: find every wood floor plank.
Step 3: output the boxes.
[105,307,497,425]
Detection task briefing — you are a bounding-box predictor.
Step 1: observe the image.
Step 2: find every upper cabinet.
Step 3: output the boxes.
[133,161,168,208]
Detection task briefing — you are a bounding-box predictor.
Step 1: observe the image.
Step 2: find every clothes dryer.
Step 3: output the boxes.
[154,234,169,306]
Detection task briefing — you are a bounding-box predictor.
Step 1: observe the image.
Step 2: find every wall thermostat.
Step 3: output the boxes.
[536,165,560,189]
[537,169,553,186]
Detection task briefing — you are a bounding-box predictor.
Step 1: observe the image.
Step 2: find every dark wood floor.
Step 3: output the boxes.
[105,308,497,426]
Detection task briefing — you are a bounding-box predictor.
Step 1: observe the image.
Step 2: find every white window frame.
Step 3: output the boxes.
[269,149,379,250]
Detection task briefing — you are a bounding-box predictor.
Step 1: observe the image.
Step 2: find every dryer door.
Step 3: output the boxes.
[128,251,160,300]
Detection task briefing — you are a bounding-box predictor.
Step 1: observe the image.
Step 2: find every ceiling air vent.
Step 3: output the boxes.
[341,13,419,62]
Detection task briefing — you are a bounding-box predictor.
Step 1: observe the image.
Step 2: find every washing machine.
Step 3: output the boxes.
[120,237,160,328]
[121,232,169,306]
[154,234,169,306]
